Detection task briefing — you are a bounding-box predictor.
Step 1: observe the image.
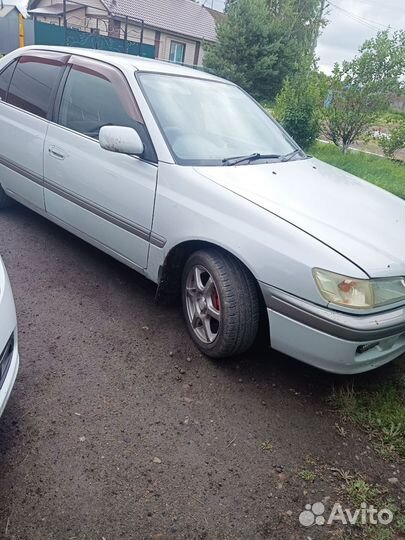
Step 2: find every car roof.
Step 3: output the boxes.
[19,45,227,83]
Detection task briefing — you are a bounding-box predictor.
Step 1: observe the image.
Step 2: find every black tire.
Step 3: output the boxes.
[181,248,260,358]
[0,185,11,209]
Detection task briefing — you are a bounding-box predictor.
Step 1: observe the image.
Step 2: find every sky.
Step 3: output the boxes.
[315,0,404,73]
[11,0,404,73]
[202,0,404,73]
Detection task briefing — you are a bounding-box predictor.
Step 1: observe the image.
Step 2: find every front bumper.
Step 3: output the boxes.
[0,259,19,416]
[260,283,405,374]
[0,332,19,417]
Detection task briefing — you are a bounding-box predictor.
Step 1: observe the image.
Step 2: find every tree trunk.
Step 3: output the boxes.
[341,142,350,153]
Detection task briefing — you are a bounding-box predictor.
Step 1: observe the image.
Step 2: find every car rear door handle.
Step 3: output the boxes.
[48,146,67,160]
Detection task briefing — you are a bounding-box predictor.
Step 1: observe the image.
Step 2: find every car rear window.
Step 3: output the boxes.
[7,54,66,119]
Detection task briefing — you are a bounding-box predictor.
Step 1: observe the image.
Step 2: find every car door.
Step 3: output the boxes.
[0,52,69,210]
[44,55,158,270]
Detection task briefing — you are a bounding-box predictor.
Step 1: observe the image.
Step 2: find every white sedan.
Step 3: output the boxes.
[0,46,404,374]
[0,256,19,417]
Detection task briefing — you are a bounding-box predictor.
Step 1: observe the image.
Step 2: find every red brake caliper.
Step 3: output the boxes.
[213,288,220,311]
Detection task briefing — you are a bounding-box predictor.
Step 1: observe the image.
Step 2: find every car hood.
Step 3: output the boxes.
[194,157,405,278]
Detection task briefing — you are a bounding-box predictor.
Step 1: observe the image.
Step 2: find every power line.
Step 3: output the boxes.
[328,2,384,30]
[342,0,399,8]
[328,1,391,31]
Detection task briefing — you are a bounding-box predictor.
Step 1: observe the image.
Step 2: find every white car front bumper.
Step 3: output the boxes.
[0,258,19,417]
[261,283,405,374]
[0,333,19,417]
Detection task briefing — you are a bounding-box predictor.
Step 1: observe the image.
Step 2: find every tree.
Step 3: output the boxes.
[323,30,405,152]
[268,0,328,59]
[224,0,237,13]
[274,63,323,150]
[355,30,405,93]
[204,0,280,100]
[266,0,327,96]
[205,0,326,101]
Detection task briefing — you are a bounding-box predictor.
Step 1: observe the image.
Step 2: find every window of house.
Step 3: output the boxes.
[169,41,186,64]
[108,19,121,38]
[0,61,17,102]
[7,54,66,118]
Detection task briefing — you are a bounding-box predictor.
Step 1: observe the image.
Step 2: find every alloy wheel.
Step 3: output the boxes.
[185,264,221,344]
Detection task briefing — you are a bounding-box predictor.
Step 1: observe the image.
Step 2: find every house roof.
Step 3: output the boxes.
[103,0,218,42]
[0,4,21,17]
[27,0,220,42]
[29,2,81,16]
[204,6,226,26]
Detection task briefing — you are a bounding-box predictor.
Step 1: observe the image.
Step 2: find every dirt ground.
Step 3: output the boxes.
[349,138,405,161]
[0,204,403,540]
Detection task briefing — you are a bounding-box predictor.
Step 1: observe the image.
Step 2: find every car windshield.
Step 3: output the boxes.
[138,73,302,166]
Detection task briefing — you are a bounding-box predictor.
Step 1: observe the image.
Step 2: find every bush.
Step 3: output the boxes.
[322,30,405,152]
[274,71,321,150]
[378,120,405,158]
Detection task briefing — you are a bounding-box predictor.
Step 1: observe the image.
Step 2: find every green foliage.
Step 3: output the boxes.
[266,0,327,88]
[204,0,279,100]
[204,0,325,101]
[224,0,237,13]
[267,0,327,57]
[378,120,405,158]
[323,72,383,153]
[345,476,405,539]
[274,67,322,149]
[311,142,405,199]
[323,30,405,152]
[356,29,405,93]
[346,479,382,507]
[298,470,316,482]
[378,109,405,124]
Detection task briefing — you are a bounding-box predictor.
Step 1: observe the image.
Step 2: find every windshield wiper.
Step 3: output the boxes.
[222,152,281,166]
[280,149,301,162]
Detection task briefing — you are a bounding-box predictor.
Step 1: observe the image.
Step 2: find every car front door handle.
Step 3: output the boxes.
[48,146,67,160]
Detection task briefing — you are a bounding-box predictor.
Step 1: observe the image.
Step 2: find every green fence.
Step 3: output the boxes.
[34,21,155,58]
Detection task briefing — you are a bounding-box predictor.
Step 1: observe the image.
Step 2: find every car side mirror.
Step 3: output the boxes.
[99,126,144,156]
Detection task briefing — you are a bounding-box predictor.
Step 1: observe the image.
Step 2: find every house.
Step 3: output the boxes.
[0,4,32,54]
[27,0,220,66]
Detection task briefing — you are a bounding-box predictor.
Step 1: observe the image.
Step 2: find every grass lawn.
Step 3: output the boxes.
[310,141,405,199]
[331,369,405,540]
[332,369,405,459]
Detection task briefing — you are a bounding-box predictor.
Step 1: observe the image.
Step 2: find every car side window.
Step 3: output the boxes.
[59,59,143,139]
[58,58,156,162]
[0,60,17,102]
[7,54,67,119]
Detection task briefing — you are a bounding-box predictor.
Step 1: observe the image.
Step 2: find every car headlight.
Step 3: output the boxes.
[313,268,405,309]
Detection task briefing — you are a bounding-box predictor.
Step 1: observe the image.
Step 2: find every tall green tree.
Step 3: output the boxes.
[204,0,280,100]
[205,0,326,101]
[323,30,405,152]
[268,0,327,58]
[224,0,237,13]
